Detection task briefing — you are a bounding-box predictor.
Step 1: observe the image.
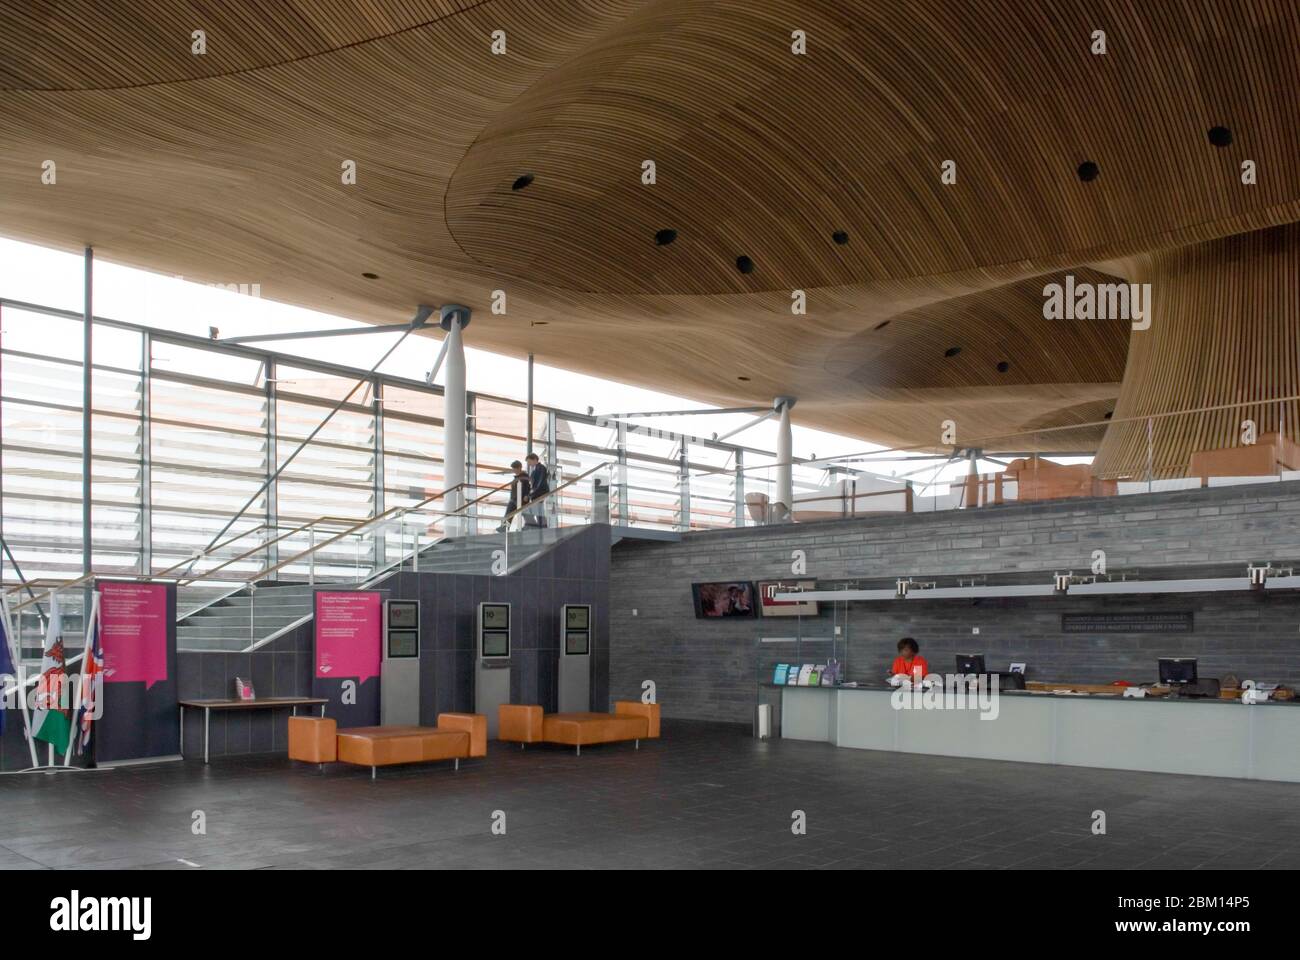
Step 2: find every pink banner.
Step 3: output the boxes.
[314,591,382,683]
[99,582,169,690]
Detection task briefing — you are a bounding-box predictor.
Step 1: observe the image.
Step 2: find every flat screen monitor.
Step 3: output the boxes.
[565,631,590,656]
[956,653,986,675]
[692,581,756,619]
[756,580,819,617]
[481,603,509,631]
[482,631,509,658]
[1159,657,1198,685]
[388,630,418,659]
[565,606,590,630]
[995,670,1025,690]
[387,600,418,630]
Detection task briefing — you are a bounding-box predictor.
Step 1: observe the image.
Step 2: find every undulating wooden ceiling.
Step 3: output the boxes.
[2,0,1299,470]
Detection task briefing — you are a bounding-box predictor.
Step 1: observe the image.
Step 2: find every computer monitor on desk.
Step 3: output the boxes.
[996,670,1026,690]
[956,653,986,675]
[1159,658,1198,685]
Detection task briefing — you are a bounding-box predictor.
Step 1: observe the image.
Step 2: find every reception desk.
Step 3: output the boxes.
[778,684,1300,783]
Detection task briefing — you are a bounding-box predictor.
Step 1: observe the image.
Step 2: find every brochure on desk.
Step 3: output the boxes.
[773,663,837,687]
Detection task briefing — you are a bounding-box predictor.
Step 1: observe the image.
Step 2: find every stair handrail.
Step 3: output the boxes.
[182,478,517,589]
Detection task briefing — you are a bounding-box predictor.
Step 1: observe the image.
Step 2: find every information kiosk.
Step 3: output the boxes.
[380,599,421,726]
[558,603,592,712]
[476,602,512,737]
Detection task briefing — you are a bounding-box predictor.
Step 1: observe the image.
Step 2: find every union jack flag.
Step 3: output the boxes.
[74,593,103,755]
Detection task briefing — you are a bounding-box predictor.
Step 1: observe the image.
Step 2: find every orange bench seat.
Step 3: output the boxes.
[499,701,661,754]
[289,712,486,779]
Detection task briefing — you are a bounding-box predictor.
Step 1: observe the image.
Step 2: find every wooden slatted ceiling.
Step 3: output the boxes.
[0,0,1298,476]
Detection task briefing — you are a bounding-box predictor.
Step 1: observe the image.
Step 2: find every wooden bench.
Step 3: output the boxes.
[289,713,486,779]
[498,702,661,755]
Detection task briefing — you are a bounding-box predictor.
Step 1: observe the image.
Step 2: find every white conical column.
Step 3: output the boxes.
[442,306,468,536]
[774,398,794,522]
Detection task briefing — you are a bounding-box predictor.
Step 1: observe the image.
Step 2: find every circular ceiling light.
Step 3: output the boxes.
[511,173,535,191]
[736,255,755,274]
[996,360,1010,373]
[1077,161,1100,182]
[655,229,677,245]
[832,231,850,245]
[1207,126,1233,147]
[944,346,962,358]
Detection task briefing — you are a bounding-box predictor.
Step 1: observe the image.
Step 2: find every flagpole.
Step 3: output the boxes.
[0,596,39,767]
[62,670,82,768]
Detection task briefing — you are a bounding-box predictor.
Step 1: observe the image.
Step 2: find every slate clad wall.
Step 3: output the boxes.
[609,482,1300,724]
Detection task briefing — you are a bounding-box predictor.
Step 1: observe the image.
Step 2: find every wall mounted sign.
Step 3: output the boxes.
[1061,611,1193,633]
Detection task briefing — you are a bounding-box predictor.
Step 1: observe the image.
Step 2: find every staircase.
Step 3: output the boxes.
[395,525,575,574]
[176,583,316,651]
[175,526,585,651]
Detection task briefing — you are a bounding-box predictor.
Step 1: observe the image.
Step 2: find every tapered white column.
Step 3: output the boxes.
[441,305,470,536]
[774,397,795,522]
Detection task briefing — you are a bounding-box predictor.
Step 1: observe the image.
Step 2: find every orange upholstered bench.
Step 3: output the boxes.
[289,713,486,779]
[498,702,661,755]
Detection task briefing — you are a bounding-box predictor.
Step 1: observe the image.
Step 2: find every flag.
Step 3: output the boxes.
[0,599,15,736]
[74,593,103,755]
[32,594,72,755]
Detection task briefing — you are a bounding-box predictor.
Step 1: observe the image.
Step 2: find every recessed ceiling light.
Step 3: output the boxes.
[1077,161,1100,182]
[1207,126,1233,147]
[655,229,677,245]
[736,255,754,274]
[361,272,379,280]
[996,360,1010,373]
[832,231,849,245]
[944,346,962,358]
[511,173,535,190]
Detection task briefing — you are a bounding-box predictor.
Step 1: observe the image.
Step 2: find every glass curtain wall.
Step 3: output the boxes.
[1,300,782,595]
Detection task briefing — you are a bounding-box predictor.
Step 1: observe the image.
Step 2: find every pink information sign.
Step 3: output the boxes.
[314,591,382,683]
[99,581,169,689]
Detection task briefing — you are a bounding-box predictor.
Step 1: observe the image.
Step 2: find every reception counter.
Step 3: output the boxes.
[777,684,1300,783]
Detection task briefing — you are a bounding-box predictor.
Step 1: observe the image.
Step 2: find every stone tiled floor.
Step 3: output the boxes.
[2,721,1297,870]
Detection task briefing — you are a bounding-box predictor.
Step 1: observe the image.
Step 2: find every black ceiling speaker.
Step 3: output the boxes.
[1208,126,1233,147]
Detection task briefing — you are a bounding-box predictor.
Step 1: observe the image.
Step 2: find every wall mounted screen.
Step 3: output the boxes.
[692,581,757,619]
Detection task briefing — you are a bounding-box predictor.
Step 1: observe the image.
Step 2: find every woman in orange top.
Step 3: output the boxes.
[890,637,930,681]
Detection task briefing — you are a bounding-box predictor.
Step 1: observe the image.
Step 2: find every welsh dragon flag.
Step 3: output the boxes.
[32,594,72,755]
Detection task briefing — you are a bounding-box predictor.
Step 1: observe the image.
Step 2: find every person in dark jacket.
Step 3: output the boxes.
[497,460,530,532]
[525,452,549,527]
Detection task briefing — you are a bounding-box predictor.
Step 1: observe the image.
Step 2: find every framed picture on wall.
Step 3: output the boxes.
[756,580,819,617]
